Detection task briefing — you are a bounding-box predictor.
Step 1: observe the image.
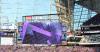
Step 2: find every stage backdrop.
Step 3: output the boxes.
[20,21,63,44]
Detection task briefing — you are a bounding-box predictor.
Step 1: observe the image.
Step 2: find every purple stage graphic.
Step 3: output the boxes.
[20,21,62,44]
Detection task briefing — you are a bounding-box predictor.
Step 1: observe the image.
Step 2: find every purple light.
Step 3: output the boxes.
[21,22,51,42]
[21,22,62,44]
[47,40,51,45]
[22,22,29,41]
[30,24,51,37]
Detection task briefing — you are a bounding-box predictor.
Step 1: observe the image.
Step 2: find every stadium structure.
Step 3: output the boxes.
[56,0,100,46]
[0,0,100,52]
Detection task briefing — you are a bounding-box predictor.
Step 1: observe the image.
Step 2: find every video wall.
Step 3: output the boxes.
[20,21,63,44]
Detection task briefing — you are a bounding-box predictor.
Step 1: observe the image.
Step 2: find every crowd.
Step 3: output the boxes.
[0,45,97,52]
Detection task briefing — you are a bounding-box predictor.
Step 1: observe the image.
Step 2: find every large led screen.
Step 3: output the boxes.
[20,21,62,44]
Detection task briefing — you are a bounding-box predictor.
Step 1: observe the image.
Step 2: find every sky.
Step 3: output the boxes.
[0,0,57,24]
[0,0,97,30]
